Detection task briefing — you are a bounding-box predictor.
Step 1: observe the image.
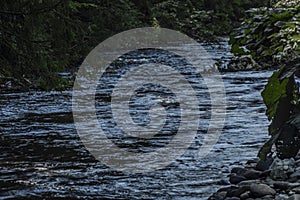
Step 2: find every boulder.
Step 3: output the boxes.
[249,183,276,197]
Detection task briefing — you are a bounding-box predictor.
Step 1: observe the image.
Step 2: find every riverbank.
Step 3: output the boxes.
[209,153,300,200]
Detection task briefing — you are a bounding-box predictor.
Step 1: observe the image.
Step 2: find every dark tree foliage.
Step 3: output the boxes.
[0,0,268,90]
[0,0,142,90]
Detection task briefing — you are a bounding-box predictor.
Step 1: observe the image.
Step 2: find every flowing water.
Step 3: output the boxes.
[0,40,273,199]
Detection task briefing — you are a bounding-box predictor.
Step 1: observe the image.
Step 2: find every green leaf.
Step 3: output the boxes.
[292,34,300,41]
[231,43,247,55]
[262,48,275,56]
[270,10,293,23]
[262,71,289,120]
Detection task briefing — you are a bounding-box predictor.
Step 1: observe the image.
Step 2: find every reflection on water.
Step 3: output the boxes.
[0,41,272,199]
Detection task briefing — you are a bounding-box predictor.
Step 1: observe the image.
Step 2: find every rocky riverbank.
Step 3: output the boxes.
[209,153,300,200]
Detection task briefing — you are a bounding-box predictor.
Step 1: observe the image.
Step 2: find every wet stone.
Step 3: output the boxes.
[273,181,293,190]
[240,191,251,199]
[292,187,300,194]
[229,175,246,184]
[289,171,300,182]
[231,167,248,175]
[256,158,273,172]
[288,194,300,200]
[243,170,261,180]
[210,191,227,200]
[225,197,240,200]
[275,194,290,200]
[238,180,261,187]
[249,183,276,198]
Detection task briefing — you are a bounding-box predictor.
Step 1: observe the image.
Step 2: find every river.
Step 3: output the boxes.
[0,40,273,199]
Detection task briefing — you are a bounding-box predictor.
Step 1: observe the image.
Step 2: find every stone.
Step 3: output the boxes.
[217,179,230,185]
[225,197,240,200]
[243,170,262,180]
[234,186,249,197]
[295,160,300,167]
[240,191,251,199]
[288,194,300,200]
[263,195,277,200]
[256,157,274,171]
[283,158,295,167]
[238,180,261,187]
[209,191,227,200]
[273,181,292,190]
[289,171,300,182]
[231,167,248,175]
[271,168,289,180]
[275,194,290,200]
[218,186,239,193]
[260,170,271,178]
[291,183,300,188]
[249,183,276,198]
[229,175,246,184]
[292,187,300,194]
[226,188,239,197]
[289,190,296,195]
[270,158,290,180]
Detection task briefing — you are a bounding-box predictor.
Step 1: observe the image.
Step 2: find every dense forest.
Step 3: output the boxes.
[0,0,268,90]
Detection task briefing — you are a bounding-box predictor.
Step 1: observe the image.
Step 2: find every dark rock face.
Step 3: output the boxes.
[208,152,300,200]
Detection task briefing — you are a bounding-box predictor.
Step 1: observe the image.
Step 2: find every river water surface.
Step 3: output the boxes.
[0,41,273,199]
